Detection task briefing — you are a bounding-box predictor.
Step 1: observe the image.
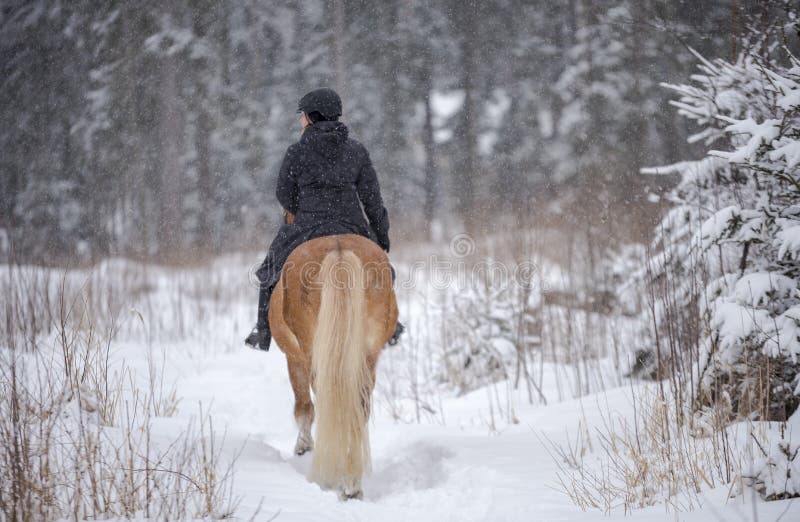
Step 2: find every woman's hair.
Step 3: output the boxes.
[307,111,339,123]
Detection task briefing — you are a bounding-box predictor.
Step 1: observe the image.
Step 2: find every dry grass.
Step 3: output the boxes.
[0,261,242,520]
[545,384,757,514]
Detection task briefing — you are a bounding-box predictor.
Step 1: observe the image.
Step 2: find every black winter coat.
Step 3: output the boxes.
[255,120,390,289]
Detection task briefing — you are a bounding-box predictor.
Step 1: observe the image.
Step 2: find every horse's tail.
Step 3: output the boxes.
[311,249,371,490]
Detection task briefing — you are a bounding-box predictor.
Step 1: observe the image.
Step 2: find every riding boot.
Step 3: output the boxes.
[387,264,405,346]
[245,284,272,351]
[245,325,271,351]
[388,321,404,346]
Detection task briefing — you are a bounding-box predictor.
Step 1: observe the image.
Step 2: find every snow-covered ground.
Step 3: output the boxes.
[2,255,798,521]
[175,345,799,521]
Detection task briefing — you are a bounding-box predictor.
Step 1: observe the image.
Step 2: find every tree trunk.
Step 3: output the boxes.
[333,0,346,94]
[195,108,213,254]
[378,0,405,209]
[157,53,183,262]
[456,1,479,234]
[422,50,437,233]
[194,9,214,255]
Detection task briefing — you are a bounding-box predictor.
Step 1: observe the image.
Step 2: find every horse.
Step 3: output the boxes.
[268,233,399,499]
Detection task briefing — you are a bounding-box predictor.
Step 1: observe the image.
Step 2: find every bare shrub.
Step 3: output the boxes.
[547,384,763,514]
[429,228,637,403]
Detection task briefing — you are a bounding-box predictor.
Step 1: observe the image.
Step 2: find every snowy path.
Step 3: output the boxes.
[177,346,559,521]
[163,344,797,522]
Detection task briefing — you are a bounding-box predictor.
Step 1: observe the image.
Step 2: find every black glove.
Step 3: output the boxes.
[378,234,390,253]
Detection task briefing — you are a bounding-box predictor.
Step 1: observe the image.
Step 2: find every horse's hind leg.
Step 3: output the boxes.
[286,357,314,455]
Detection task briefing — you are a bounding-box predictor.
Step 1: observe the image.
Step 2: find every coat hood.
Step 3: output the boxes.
[301,121,349,161]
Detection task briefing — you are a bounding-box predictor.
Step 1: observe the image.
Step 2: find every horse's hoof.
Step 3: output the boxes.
[339,489,363,501]
[294,435,313,456]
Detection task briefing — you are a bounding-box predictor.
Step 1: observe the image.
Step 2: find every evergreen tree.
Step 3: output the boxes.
[642,5,800,421]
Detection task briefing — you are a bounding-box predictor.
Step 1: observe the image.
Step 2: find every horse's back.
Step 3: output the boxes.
[287,233,388,267]
[271,234,397,358]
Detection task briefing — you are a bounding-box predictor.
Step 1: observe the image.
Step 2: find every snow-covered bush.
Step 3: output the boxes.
[745,411,800,500]
[428,242,634,402]
[435,257,543,397]
[643,47,800,422]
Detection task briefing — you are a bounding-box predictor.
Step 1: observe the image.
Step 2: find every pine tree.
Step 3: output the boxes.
[643,6,800,421]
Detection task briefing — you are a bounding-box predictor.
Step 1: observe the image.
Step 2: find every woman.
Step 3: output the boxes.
[245,87,404,351]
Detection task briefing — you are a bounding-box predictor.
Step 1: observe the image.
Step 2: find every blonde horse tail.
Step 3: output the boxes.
[310,249,371,493]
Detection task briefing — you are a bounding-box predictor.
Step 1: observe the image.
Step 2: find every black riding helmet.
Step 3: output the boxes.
[296,87,342,119]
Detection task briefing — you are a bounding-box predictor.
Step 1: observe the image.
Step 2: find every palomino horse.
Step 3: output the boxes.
[268,234,398,499]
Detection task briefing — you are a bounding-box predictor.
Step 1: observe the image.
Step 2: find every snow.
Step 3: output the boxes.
[8,257,793,521]
[699,204,740,244]
[484,88,511,127]
[777,223,800,259]
[175,345,799,521]
[712,301,770,355]
[746,411,800,500]
[734,273,798,308]
[433,128,453,143]
[775,70,800,111]
[430,90,465,123]
[143,15,194,56]
[769,140,800,170]
[712,118,780,164]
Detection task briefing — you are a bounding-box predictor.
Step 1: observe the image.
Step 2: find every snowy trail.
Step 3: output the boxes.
[161,342,797,521]
[172,344,566,521]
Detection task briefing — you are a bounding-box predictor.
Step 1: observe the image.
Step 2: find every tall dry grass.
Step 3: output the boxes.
[0,260,242,520]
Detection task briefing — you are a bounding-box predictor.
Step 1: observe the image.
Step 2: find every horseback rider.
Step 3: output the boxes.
[245,87,404,351]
